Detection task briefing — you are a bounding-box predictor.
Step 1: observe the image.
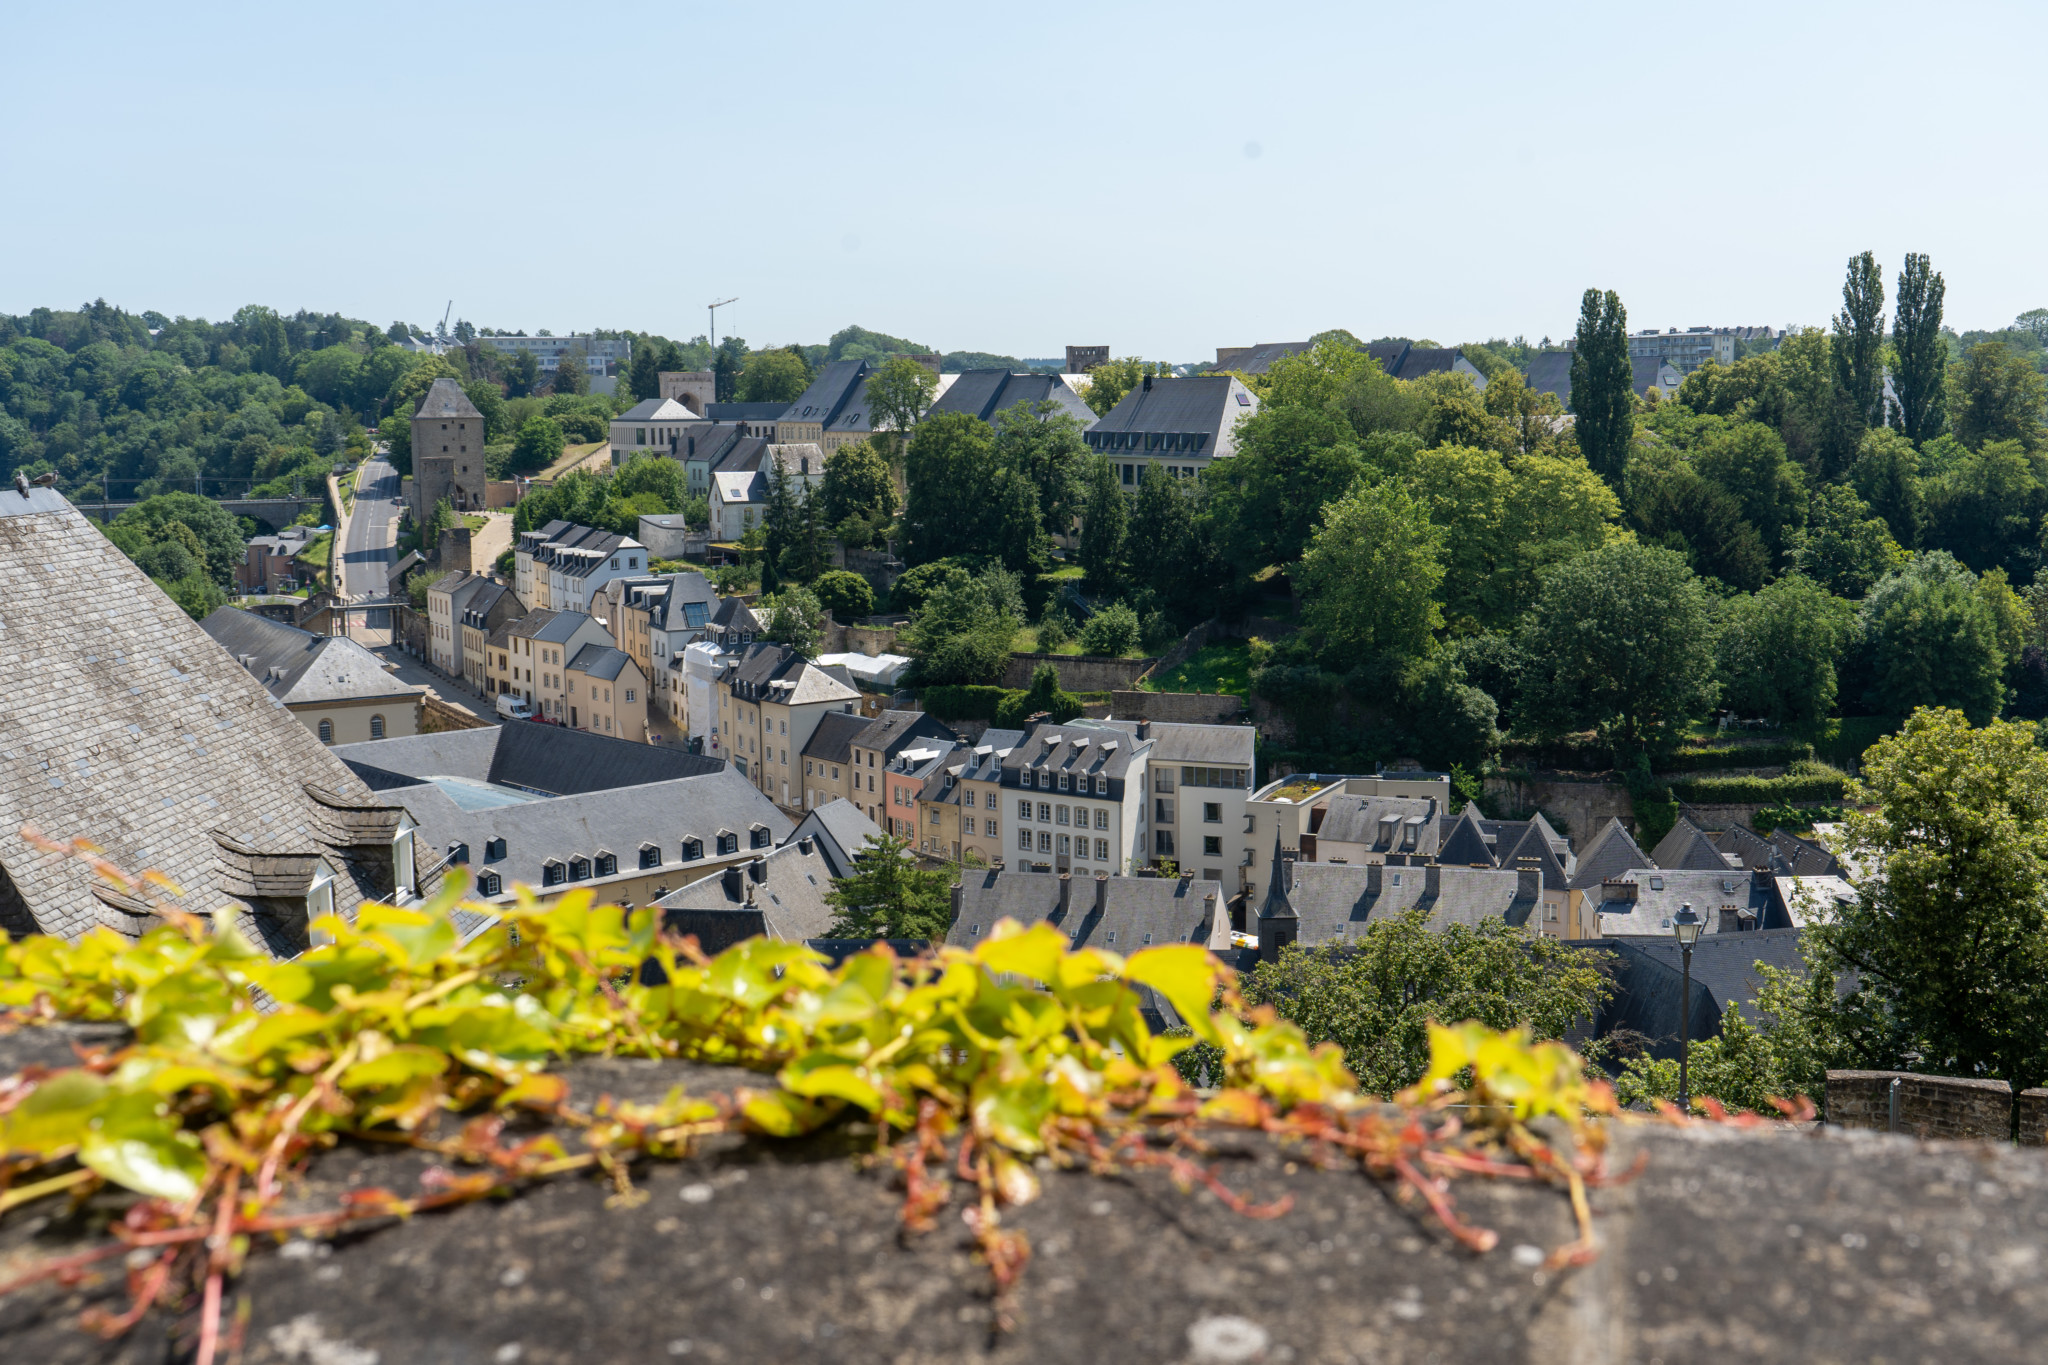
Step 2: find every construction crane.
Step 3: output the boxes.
[707,297,738,350]
[436,300,453,342]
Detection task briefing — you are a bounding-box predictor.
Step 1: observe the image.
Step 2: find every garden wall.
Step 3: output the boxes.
[1827,1071,2017,1142]
[1001,653,1157,691]
[1109,691,1247,724]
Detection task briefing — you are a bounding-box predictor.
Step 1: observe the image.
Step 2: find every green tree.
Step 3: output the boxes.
[864,356,938,464]
[1823,709,2048,1099]
[899,412,998,566]
[505,349,540,399]
[996,662,1082,728]
[1295,481,1445,673]
[988,467,1048,577]
[1236,912,1609,1097]
[1832,250,1888,429]
[1258,338,1374,411]
[550,351,589,396]
[110,492,245,585]
[991,399,1089,538]
[1848,426,1923,549]
[1921,438,2046,579]
[1892,252,1948,444]
[761,585,825,658]
[1791,483,1904,598]
[1861,553,2008,723]
[1952,340,2047,452]
[1208,406,1364,577]
[1694,421,1807,565]
[613,451,688,509]
[158,569,228,621]
[1568,288,1633,486]
[1076,455,1128,593]
[818,440,897,544]
[1124,463,1195,602]
[811,569,875,620]
[1517,541,1719,753]
[1498,452,1624,619]
[1627,457,1770,591]
[736,347,811,403]
[1077,357,1171,416]
[822,831,955,940]
[902,566,1021,685]
[1078,600,1141,655]
[1717,574,1856,725]
[1402,443,1511,627]
[510,416,565,474]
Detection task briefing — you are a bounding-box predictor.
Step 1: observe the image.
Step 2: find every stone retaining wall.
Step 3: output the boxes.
[1827,1070,2013,1140]
[1109,690,1247,724]
[1000,652,1156,691]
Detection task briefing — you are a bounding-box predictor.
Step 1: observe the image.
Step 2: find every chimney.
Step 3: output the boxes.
[1135,720,1151,740]
[799,835,815,856]
[1142,375,1153,392]
[993,858,1005,873]
[950,881,964,921]
[1517,866,1542,902]
[722,865,743,900]
[1602,878,1638,903]
[1204,891,1219,938]
[1095,872,1110,916]
[1424,863,1441,896]
[1057,872,1073,918]
[748,857,768,884]
[1367,864,1382,894]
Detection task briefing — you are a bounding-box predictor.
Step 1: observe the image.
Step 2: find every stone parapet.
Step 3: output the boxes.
[1827,1069,2013,1140]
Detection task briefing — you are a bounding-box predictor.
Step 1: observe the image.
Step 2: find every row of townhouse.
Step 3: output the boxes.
[512,519,650,613]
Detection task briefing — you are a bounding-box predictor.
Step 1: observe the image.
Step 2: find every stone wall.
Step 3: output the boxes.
[1827,1070,2014,1140]
[421,695,491,734]
[1109,690,1246,724]
[843,621,902,657]
[1001,652,1157,691]
[2020,1089,2048,1146]
[1480,774,1635,839]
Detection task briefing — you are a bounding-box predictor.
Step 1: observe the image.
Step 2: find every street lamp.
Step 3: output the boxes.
[1672,902,1703,1113]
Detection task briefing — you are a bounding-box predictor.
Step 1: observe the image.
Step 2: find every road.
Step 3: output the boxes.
[340,452,402,636]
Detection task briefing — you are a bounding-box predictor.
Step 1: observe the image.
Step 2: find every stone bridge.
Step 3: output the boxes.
[80,495,326,528]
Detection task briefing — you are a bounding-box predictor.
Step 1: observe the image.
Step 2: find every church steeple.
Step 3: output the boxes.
[1257,829,1298,963]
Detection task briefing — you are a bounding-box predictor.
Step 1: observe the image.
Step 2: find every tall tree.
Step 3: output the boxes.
[1294,481,1445,673]
[864,356,939,467]
[1125,463,1195,600]
[1567,288,1632,486]
[991,399,1088,538]
[1832,251,1888,428]
[1891,252,1948,445]
[822,831,956,940]
[736,347,811,403]
[1077,455,1128,593]
[899,412,998,565]
[1952,341,2048,452]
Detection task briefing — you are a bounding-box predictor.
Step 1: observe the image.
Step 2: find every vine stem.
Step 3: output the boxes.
[0,1165,96,1214]
[194,1167,239,1365]
[257,1040,359,1199]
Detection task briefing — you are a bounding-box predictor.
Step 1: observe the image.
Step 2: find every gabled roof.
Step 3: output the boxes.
[2,488,420,952]
[1001,720,1148,783]
[1211,342,1312,376]
[1651,817,1739,872]
[1527,351,1573,407]
[1280,860,1538,945]
[927,370,1095,427]
[852,709,958,758]
[782,359,872,427]
[1085,375,1249,438]
[946,869,1231,952]
[566,643,634,683]
[615,397,693,422]
[1593,867,1781,935]
[1436,803,1497,867]
[1497,821,1573,892]
[336,722,720,797]
[1569,818,1651,891]
[1144,722,1256,766]
[704,401,790,421]
[199,607,422,707]
[415,377,482,420]
[1316,795,1438,853]
[1767,828,1843,877]
[788,799,883,878]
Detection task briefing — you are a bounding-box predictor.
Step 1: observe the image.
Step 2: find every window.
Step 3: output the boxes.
[1018,828,1032,851]
[968,923,980,938]
[370,714,386,739]
[1391,873,1403,888]
[568,857,591,881]
[595,853,617,877]
[1156,799,1174,822]
[485,837,506,861]
[1038,831,1053,853]
[1057,806,1070,826]
[317,718,333,743]
[1096,838,1110,861]
[717,832,739,855]
[1105,931,1116,945]
[1018,799,1031,820]
[448,842,469,865]
[1038,770,1052,790]
[1058,772,1070,791]
[1037,803,1051,822]
[1095,777,1108,795]
[1095,809,1109,830]
[1204,837,1222,856]
[626,689,635,703]
[479,872,502,896]
[963,817,976,836]
[683,838,704,861]
[640,845,662,869]
[1204,803,1221,823]
[1057,834,1071,856]
[1154,832,1175,855]
[543,861,565,887]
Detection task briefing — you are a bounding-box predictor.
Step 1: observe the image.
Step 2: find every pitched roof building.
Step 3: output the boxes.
[199,606,424,746]
[652,800,884,955]
[1363,341,1492,388]
[1081,375,1259,488]
[1,485,432,953]
[927,369,1095,427]
[1210,342,1314,375]
[946,868,1232,954]
[411,378,487,523]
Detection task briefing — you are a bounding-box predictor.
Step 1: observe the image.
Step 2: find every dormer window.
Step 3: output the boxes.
[595,852,617,878]
[683,838,704,861]
[569,857,591,881]
[1058,773,1070,791]
[716,831,738,855]
[749,825,771,849]
[485,837,507,861]
[640,845,663,869]
[1095,777,1109,795]
[478,872,502,897]
[543,860,566,887]
[392,818,417,901]
[306,859,337,939]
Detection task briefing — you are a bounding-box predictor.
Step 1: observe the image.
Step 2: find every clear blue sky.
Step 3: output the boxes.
[8,2,2045,361]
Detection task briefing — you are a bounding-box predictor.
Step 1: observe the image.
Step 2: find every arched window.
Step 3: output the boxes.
[594,852,617,878]
[568,857,591,881]
[370,714,386,739]
[478,872,502,896]
[542,861,565,887]
[682,838,703,861]
[640,845,663,870]
[318,718,333,743]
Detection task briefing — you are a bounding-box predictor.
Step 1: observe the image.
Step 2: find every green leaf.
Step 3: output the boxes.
[778,1058,883,1111]
[1122,945,1225,1045]
[342,1045,449,1091]
[0,1069,107,1153]
[78,1131,206,1201]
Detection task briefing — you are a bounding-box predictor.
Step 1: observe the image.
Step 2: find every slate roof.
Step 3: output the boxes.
[1771,875,1856,928]
[390,767,790,906]
[616,398,694,422]
[1084,376,1251,444]
[1431,804,1575,890]
[1279,860,1539,945]
[1581,929,1809,1060]
[1316,795,1440,856]
[787,799,884,879]
[781,360,873,430]
[506,609,601,646]
[1568,818,1651,892]
[0,487,423,952]
[1211,342,1312,376]
[567,643,632,683]
[946,869,1231,952]
[1527,351,1573,407]
[955,729,1026,784]
[1593,868,1784,936]
[1768,829,1843,877]
[1001,720,1150,787]
[801,711,872,767]
[1145,722,1256,767]
[927,370,1095,427]
[653,833,841,951]
[200,608,422,707]
[336,722,720,797]
[1652,817,1742,872]
[416,378,482,420]
[459,581,513,629]
[852,709,958,759]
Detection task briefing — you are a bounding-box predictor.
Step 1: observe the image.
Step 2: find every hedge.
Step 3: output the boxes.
[919,685,1009,722]
[1669,765,1848,805]
[1659,741,1814,774]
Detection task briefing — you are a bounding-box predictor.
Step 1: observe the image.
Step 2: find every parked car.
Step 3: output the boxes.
[495,695,533,721]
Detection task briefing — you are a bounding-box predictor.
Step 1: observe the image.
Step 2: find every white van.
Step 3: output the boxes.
[495,695,533,722]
